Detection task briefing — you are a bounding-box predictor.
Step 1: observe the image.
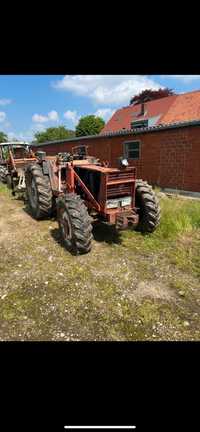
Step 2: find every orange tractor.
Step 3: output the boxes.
[25,146,160,254]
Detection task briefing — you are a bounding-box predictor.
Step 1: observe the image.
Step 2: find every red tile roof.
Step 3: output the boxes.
[100,90,200,134]
[161,90,200,124]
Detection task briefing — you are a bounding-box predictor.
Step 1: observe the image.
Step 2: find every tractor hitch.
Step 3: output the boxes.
[115,211,139,230]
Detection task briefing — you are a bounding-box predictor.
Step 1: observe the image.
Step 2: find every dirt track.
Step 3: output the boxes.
[0,187,200,340]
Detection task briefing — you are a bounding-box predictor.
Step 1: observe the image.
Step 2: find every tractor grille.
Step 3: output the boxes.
[108,170,135,182]
[107,183,132,197]
[106,170,135,199]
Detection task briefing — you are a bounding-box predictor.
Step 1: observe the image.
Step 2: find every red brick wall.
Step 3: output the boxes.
[32,126,200,192]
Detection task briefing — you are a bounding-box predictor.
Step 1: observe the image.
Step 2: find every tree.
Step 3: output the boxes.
[75,115,105,137]
[34,126,75,144]
[0,131,8,142]
[130,87,176,105]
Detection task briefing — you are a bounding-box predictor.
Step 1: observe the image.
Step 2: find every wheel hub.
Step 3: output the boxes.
[29,178,38,209]
[59,209,72,241]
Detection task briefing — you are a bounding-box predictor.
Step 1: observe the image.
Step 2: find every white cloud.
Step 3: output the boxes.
[8,124,47,143]
[0,112,6,122]
[52,75,162,106]
[18,130,34,142]
[0,98,12,106]
[63,110,80,125]
[4,121,11,128]
[6,130,33,143]
[7,131,17,140]
[160,75,200,83]
[94,108,115,121]
[48,110,59,121]
[32,113,48,123]
[32,110,59,123]
[33,124,46,131]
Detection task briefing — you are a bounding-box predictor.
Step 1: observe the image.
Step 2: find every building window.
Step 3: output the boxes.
[131,119,148,129]
[124,140,140,160]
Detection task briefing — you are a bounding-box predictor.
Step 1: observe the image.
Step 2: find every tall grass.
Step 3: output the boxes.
[155,197,200,240]
[121,196,200,254]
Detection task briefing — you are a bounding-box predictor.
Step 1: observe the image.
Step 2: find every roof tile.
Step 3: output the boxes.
[101,90,200,134]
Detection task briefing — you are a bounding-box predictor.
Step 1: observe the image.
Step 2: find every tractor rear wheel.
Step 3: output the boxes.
[25,164,53,219]
[0,166,7,183]
[135,180,160,233]
[57,193,93,254]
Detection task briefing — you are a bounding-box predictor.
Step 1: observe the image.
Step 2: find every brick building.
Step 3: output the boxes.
[32,90,200,194]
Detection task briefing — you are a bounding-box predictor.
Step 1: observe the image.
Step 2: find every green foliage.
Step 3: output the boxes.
[0,131,8,142]
[34,126,75,144]
[75,115,105,137]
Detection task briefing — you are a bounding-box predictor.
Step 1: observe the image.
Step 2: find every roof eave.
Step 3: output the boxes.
[32,119,200,147]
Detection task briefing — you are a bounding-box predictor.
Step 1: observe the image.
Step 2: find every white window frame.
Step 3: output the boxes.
[123,140,141,160]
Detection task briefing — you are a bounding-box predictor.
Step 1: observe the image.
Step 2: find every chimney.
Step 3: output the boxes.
[140,102,145,116]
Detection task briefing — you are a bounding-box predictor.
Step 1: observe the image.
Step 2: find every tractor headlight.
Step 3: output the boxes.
[119,157,129,167]
[106,199,119,209]
[106,196,132,208]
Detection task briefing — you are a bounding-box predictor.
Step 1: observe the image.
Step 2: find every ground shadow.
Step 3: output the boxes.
[50,227,77,255]
[22,204,56,221]
[50,227,62,245]
[21,203,122,251]
[22,204,37,218]
[12,193,26,202]
[49,221,122,253]
[92,221,122,244]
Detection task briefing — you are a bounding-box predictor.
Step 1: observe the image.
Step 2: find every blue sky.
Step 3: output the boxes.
[1,75,200,142]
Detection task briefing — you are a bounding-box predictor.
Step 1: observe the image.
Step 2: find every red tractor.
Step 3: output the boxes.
[0,142,36,194]
[25,146,160,254]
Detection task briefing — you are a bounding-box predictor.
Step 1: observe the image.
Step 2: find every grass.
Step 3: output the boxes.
[1,186,200,340]
[122,196,200,253]
[0,183,8,193]
[157,198,200,238]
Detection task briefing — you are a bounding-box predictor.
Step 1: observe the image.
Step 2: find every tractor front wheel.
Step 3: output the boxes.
[135,180,161,233]
[57,193,93,254]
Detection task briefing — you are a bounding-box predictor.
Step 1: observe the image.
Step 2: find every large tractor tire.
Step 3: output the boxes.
[0,166,7,183]
[135,180,161,233]
[57,193,93,255]
[25,164,53,219]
